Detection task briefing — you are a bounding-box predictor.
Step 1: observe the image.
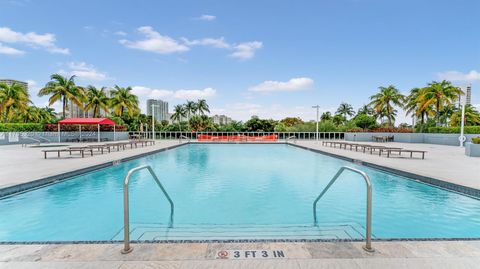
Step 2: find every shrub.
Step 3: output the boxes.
[0,123,44,132]
[346,127,413,133]
[472,137,480,144]
[44,124,126,132]
[427,126,480,134]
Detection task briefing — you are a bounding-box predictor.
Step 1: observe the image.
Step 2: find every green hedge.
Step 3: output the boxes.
[0,123,44,132]
[427,126,480,134]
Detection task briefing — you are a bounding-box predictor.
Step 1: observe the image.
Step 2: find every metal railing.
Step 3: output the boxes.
[122,165,174,254]
[129,131,345,141]
[312,166,374,252]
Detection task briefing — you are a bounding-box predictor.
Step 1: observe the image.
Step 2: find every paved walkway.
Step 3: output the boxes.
[295,141,480,190]
[1,241,480,268]
[0,140,185,190]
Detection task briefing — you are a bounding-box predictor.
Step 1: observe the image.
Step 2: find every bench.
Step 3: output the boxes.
[385,149,427,159]
[43,148,92,159]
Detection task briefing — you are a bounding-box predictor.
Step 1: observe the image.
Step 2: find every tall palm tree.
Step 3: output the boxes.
[369,85,405,127]
[171,104,186,131]
[110,85,139,117]
[449,105,480,126]
[38,74,84,119]
[196,99,210,115]
[320,111,332,121]
[184,100,197,120]
[419,80,463,126]
[84,86,110,117]
[336,103,355,119]
[0,82,30,122]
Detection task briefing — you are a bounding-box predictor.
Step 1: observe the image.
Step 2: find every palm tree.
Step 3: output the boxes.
[184,100,197,120]
[336,103,355,119]
[171,104,186,131]
[84,86,110,117]
[0,82,30,122]
[110,85,139,117]
[418,80,463,126]
[357,104,374,116]
[320,112,332,121]
[38,74,84,119]
[369,85,405,127]
[196,99,210,115]
[450,105,480,126]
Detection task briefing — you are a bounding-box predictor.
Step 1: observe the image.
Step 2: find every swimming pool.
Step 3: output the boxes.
[1,143,479,242]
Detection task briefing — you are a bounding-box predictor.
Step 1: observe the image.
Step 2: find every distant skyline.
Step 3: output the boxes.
[0,0,479,123]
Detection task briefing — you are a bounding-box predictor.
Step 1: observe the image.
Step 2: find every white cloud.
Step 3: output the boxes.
[173,88,216,99]
[182,37,230,49]
[118,26,262,60]
[0,27,69,55]
[437,70,480,82]
[249,77,314,92]
[195,15,216,21]
[119,26,189,54]
[59,62,108,81]
[0,42,24,55]
[114,31,127,36]
[230,41,263,60]
[132,85,216,100]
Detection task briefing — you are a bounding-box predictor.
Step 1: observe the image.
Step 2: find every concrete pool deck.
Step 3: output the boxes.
[1,241,480,268]
[1,139,479,268]
[294,140,480,192]
[0,140,187,191]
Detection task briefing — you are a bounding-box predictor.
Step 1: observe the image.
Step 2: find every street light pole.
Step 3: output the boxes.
[312,105,320,141]
[459,96,466,147]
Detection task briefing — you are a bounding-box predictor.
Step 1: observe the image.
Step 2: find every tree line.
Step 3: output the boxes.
[1,74,478,133]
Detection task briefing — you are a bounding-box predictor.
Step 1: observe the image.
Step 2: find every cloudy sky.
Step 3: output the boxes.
[0,0,479,123]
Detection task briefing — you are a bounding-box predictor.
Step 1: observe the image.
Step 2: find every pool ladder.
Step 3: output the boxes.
[121,165,174,254]
[313,166,374,252]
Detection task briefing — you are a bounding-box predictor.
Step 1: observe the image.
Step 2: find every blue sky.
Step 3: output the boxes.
[0,0,479,123]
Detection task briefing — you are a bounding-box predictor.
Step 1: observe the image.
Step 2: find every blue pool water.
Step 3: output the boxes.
[0,144,479,241]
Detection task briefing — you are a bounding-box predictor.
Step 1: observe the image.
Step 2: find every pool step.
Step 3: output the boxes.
[112,223,368,241]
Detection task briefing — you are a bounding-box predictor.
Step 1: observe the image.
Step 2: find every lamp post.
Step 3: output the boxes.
[459,96,466,147]
[312,105,320,141]
[151,104,158,140]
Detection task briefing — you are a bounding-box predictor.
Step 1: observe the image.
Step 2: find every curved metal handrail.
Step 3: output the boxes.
[179,135,190,143]
[122,165,174,254]
[313,166,374,252]
[286,135,297,143]
[21,137,41,147]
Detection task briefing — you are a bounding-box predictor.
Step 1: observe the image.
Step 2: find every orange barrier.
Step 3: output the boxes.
[197,134,278,142]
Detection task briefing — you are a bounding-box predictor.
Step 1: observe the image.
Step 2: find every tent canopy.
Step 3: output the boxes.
[58,118,116,125]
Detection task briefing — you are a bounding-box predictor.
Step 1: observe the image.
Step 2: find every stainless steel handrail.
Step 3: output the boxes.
[21,137,41,147]
[286,135,297,143]
[122,165,174,254]
[179,135,189,143]
[312,166,374,252]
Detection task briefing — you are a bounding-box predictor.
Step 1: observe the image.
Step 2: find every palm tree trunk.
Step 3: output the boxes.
[62,97,66,118]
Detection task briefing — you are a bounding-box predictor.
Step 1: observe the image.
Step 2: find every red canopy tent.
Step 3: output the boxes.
[57,118,117,142]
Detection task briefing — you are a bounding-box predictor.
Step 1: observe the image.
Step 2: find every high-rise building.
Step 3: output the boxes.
[68,87,112,118]
[0,79,28,90]
[458,85,472,106]
[212,114,232,125]
[146,99,169,121]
